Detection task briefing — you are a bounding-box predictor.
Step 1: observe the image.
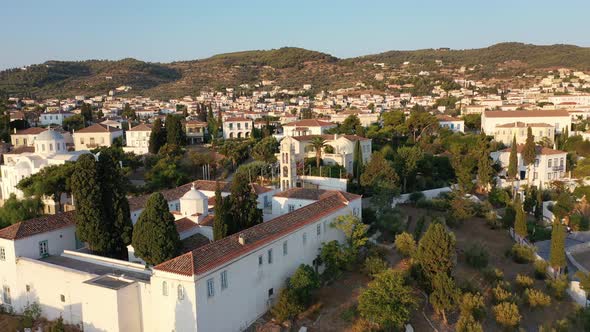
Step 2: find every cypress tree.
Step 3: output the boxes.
[353,140,363,183]
[430,273,459,324]
[71,154,111,255]
[477,133,493,192]
[98,149,133,260]
[415,223,456,282]
[514,197,527,243]
[149,118,166,154]
[228,172,262,233]
[212,184,228,240]
[522,126,537,183]
[507,136,518,180]
[165,114,186,146]
[535,184,543,221]
[549,221,566,276]
[132,192,181,266]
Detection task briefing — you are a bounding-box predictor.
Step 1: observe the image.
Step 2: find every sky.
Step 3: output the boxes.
[1,0,590,69]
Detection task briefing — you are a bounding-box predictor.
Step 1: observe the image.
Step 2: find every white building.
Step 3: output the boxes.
[39,111,76,126]
[481,110,571,135]
[491,145,568,188]
[10,127,73,149]
[279,134,371,190]
[436,114,464,133]
[493,122,555,146]
[282,119,336,137]
[222,117,252,139]
[0,129,90,212]
[330,111,379,127]
[73,124,124,150]
[0,187,360,332]
[124,123,152,155]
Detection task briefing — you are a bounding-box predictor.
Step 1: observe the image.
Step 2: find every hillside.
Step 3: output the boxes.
[1,43,590,98]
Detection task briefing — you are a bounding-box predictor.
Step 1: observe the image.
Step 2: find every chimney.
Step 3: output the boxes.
[334,133,337,140]
[238,233,246,245]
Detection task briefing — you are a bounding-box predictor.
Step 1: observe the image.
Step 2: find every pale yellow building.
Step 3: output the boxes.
[493,122,554,146]
[73,123,124,150]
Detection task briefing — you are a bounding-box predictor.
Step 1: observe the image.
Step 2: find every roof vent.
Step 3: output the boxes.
[238,233,246,245]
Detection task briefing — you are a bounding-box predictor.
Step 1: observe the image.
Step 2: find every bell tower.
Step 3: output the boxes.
[280,137,297,191]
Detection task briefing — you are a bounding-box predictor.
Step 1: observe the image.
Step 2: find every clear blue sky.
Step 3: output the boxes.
[1,0,589,69]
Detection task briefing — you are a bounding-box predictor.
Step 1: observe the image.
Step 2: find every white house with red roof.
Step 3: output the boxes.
[481,110,571,135]
[493,122,555,146]
[124,123,152,155]
[491,144,568,188]
[282,119,336,137]
[73,124,124,150]
[0,187,360,332]
[436,114,464,133]
[222,117,252,139]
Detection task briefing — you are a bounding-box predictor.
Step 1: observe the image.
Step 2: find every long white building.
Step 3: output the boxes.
[481,110,571,135]
[0,186,360,332]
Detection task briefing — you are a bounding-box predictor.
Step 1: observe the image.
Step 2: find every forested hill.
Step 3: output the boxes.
[1,43,590,99]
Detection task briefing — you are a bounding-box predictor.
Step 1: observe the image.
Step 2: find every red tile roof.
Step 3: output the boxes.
[128,123,152,132]
[291,134,370,142]
[175,217,199,233]
[284,119,335,127]
[155,191,359,276]
[0,211,76,240]
[225,117,251,122]
[274,188,360,202]
[500,144,566,156]
[14,127,47,135]
[75,123,122,133]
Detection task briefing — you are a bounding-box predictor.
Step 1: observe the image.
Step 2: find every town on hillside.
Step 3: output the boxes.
[3,56,590,332]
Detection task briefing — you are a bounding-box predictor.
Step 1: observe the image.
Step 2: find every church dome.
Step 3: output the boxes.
[182,184,207,201]
[36,129,64,141]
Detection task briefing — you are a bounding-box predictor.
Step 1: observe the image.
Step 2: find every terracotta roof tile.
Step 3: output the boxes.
[484,110,569,118]
[0,211,76,240]
[75,123,122,133]
[284,119,335,127]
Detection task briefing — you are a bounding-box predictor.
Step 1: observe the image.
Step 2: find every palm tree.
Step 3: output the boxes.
[310,137,327,168]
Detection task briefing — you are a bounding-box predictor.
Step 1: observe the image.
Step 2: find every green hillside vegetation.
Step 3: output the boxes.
[2,43,590,99]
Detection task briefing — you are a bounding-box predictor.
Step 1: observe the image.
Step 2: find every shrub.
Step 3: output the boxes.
[23,302,42,321]
[289,264,320,306]
[485,211,502,229]
[489,187,510,207]
[483,267,504,284]
[409,191,425,203]
[456,314,484,332]
[363,256,389,277]
[534,260,549,279]
[546,275,569,300]
[492,283,513,303]
[340,305,358,323]
[50,317,66,332]
[413,216,426,239]
[493,302,521,329]
[515,274,534,290]
[394,232,416,257]
[502,205,516,228]
[465,243,489,269]
[511,244,536,264]
[271,288,304,323]
[459,293,486,320]
[21,316,33,329]
[525,288,551,307]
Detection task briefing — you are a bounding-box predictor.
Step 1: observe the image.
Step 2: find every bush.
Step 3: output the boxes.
[485,211,502,229]
[363,256,389,277]
[465,243,489,269]
[459,293,486,320]
[493,302,521,329]
[502,205,516,228]
[23,302,42,321]
[413,216,426,239]
[534,260,549,279]
[492,283,513,303]
[546,275,569,300]
[340,305,358,323]
[489,187,511,207]
[271,288,304,323]
[394,232,416,257]
[525,288,551,307]
[409,191,425,203]
[483,267,504,284]
[515,274,534,290]
[456,314,484,332]
[511,244,536,264]
[50,317,66,332]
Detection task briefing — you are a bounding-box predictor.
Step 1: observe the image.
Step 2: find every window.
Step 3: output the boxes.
[162,281,168,296]
[3,286,11,305]
[268,288,274,297]
[317,224,321,236]
[303,232,307,245]
[534,172,538,180]
[268,249,273,264]
[60,294,65,302]
[283,241,288,256]
[39,240,48,257]
[288,204,295,213]
[258,255,263,266]
[26,285,30,292]
[548,159,552,167]
[177,285,184,300]
[0,247,5,261]
[80,138,84,144]
[207,278,215,297]
[221,271,228,290]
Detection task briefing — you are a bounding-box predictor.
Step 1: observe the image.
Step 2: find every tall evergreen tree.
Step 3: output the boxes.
[165,114,186,146]
[353,139,363,183]
[476,133,493,192]
[212,184,228,240]
[549,221,566,276]
[149,118,166,154]
[80,103,93,124]
[523,126,537,183]
[430,273,460,324]
[535,184,543,221]
[415,223,456,282]
[207,108,217,138]
[514,197,527,243]
[71,154,111,255]
[132,193,181,265]
[507,136,518,180]
[98,149,133,260]
[227,172,262,233]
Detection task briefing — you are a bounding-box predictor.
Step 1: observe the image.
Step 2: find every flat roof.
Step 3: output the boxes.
[42,255,151,283]
[85,274,135,290]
